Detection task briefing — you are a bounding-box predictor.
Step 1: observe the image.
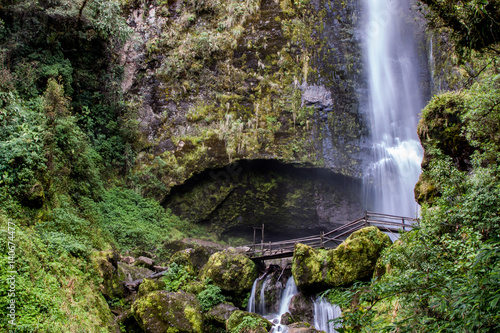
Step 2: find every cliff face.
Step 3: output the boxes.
[120,0,368,237]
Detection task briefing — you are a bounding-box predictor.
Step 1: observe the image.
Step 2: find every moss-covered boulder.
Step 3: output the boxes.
[205,303,239,332]
[91,250,153,298]
[225,310,272,333]
[137,278,166,298]
[200,249,258,294]
[170,246,217,275]
[132,290,203,333]
[161,238,225,264]
[292,227,391,292]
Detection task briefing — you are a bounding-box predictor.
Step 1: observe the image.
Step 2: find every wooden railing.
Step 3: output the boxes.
[245,211,418,260]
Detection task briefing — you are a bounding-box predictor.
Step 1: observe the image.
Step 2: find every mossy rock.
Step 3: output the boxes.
[292,227,392,292]
[225,310,272,333]
[132,290,203,333]
[91,250,125,298]
[200,249,258,293]
[170,246,216,275]
[138,278,166,298]
[162,238,225,264]
[185,281,205,295]
[205,303,238,332]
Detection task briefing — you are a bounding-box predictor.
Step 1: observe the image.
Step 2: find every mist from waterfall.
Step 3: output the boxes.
[361,0,425,217]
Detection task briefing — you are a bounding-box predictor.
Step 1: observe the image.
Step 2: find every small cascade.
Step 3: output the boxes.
[259,275,271,314]
[247,279,258,313]
[271,277,299,333]
[313,297,342,333]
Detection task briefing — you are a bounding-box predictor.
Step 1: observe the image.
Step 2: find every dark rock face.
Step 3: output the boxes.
[164,160,363,242]
[120,0,370,205]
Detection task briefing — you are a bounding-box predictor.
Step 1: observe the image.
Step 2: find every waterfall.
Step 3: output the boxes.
[361,0,425,217]
[247,279,258,313]
[313,297,342,333]
[248,276,299,332]
[259,276,271,314]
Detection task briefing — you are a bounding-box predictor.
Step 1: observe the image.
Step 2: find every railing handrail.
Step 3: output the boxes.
[246,212,419,259]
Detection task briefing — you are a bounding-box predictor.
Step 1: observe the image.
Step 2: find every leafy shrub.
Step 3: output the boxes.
[230,315,265,333]
[162,262,194,292]
[197,283,226,311]
[0,213,113,332]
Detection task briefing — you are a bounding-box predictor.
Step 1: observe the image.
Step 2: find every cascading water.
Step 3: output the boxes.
[361,0,426,217]
[248,276,299,332]
[247,279,258,313]
[313,297,342,333]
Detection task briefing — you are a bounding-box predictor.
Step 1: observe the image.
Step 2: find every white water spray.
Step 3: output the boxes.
[362,0,425,217]
[313,297,342,333]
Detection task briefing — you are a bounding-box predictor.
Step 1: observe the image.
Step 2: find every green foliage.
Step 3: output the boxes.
[0,92,46,202]
[418,0,500,55]
[197,283,226,312]
[93,187,185,252]
[230,315,264,333]
[162,262,194,292]
[0,213,114,332]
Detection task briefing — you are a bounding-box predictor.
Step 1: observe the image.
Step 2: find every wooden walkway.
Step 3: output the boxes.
[246,211,419,261]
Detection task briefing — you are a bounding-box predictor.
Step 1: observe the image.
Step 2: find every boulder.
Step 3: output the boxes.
[137,278,166,298]
[287,322,324,333]
[200,249,258,294]
[205,303,238,332]
[170,246,215,275]
[91,250,153,298]
[132,290,203,333]
[161,238,225,263]
[226,310,272,333]
[135,256,155,269]
[288,294,314,325]
[121,256,135,264]
[292,227,392,292]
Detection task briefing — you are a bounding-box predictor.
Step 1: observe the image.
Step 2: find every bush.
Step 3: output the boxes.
[162,262,194,292]
[197,283,226,311]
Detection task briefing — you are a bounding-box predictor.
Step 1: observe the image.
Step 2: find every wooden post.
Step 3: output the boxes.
[402,218,405,232]
[261,223,264,252]
[253,228,256,252]
[320,231,324,247]
[364,211,368,226]
[269,241,272,254]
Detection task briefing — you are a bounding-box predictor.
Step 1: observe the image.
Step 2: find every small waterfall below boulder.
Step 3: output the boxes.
[313,297,342,333]
[361,0,427,217]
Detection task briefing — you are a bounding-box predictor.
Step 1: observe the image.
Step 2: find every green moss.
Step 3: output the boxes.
[138,278,167,298]
[226,310,272,333]
[132,291,203,333]
[293,227,392,292]
[200,249,258,293]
